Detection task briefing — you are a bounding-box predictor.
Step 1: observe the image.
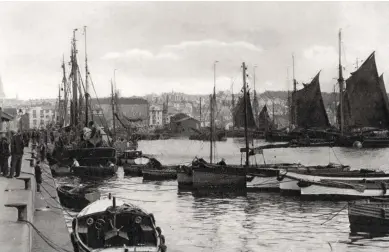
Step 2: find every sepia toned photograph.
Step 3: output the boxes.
[0,1,389,251]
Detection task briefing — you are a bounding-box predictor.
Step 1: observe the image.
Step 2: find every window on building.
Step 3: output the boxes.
[33,120,37,126]
[32,110,37,118]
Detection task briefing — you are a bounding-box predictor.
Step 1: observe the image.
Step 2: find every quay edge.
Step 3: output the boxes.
[0,145,72,252]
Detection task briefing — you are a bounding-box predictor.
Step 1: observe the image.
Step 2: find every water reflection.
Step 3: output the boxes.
[54,139,389,251]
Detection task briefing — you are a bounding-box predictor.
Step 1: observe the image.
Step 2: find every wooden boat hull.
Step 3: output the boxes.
[348,202,389,234]
[142,168,178,181]
[177,172,193,187]
[123,164,148,176]
[57,186,100,211]
[192,165,246,190]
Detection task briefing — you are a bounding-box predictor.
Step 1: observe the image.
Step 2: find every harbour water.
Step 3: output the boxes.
[58,138,389,252]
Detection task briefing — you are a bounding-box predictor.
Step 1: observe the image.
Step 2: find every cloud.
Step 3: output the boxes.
[163,40,263,53]
[101,49,180,60]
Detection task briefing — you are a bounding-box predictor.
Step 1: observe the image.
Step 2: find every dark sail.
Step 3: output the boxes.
[291,71,330,128]
[233,92,256,129]
[341,52,389,129]
[257,105,273,131]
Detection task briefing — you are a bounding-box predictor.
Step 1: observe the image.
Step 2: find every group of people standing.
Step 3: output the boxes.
[0,128,48,179]
[0,129,25,178]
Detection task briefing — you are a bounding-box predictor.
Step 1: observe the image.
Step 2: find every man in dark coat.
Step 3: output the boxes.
[9,130,24,178]
[0,131,10,176]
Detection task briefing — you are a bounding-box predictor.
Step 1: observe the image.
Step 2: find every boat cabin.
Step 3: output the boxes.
[74,199,164,251]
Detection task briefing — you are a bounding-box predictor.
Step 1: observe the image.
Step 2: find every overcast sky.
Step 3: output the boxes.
[1,1,389,99]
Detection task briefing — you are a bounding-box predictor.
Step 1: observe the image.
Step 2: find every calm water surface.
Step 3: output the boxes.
[57,138,389,252]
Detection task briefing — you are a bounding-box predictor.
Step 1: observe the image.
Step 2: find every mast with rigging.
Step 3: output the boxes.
[338,29,344,135]
[84,26,89,126]
[70,28,79,127]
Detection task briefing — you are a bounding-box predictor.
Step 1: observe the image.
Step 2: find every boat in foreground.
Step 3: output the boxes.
[71,197,167,252]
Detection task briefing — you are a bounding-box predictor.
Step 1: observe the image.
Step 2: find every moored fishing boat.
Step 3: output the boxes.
[348,199,389,235]
[192,162,247,190]
[57,185,100,211]
[299,179,389,200]
[280,169,389,195]
[337,51,389,148]
[70,197,167,252]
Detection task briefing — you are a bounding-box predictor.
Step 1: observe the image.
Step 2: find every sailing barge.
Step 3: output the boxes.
[51,28,118,177]
[337,50,389,148]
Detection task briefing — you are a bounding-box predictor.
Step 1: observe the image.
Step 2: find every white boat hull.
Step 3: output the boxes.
[282,171,389,195]
[247,176,279,191]
[279,179,300,194]
[300,184,389,199]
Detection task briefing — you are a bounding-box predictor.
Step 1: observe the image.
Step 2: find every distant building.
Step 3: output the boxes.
[149,105,163,126]
[91,97,149,129]
[28,106,56,128]
[170,113,200,136]
[0,108,14,131]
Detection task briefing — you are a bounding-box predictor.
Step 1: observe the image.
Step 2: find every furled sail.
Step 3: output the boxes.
[340,52,389,129]
[291,71,330,128]
[257,105,273,131]
[233,92,257,129]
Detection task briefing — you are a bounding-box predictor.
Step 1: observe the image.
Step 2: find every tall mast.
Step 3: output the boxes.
[111,80,116,141]
[287,68,290,129]
[84,26,89,126]
[209,94,213,164]
[242,62,249,166]
[292,54,297,127]
[231,78,235,130]
[61,55,68,127]
[199,97,202,127]
[71,28,79,127]
[338,29,344,135]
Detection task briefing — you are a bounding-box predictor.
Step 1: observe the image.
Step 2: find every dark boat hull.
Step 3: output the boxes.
[57,186,93,211]
[142,168,178,181]
[349,202,389,235]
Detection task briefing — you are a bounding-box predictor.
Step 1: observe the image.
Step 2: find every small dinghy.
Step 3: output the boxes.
[70,196,167,252]
[57,185,101,211]
[142,167,178,181]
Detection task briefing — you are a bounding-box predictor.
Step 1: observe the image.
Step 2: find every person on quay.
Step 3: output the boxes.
[9,129,24,178]
[217,158,227,166]
[0,131,10,177]
[34,160,42,192]
[39,140,46,162]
